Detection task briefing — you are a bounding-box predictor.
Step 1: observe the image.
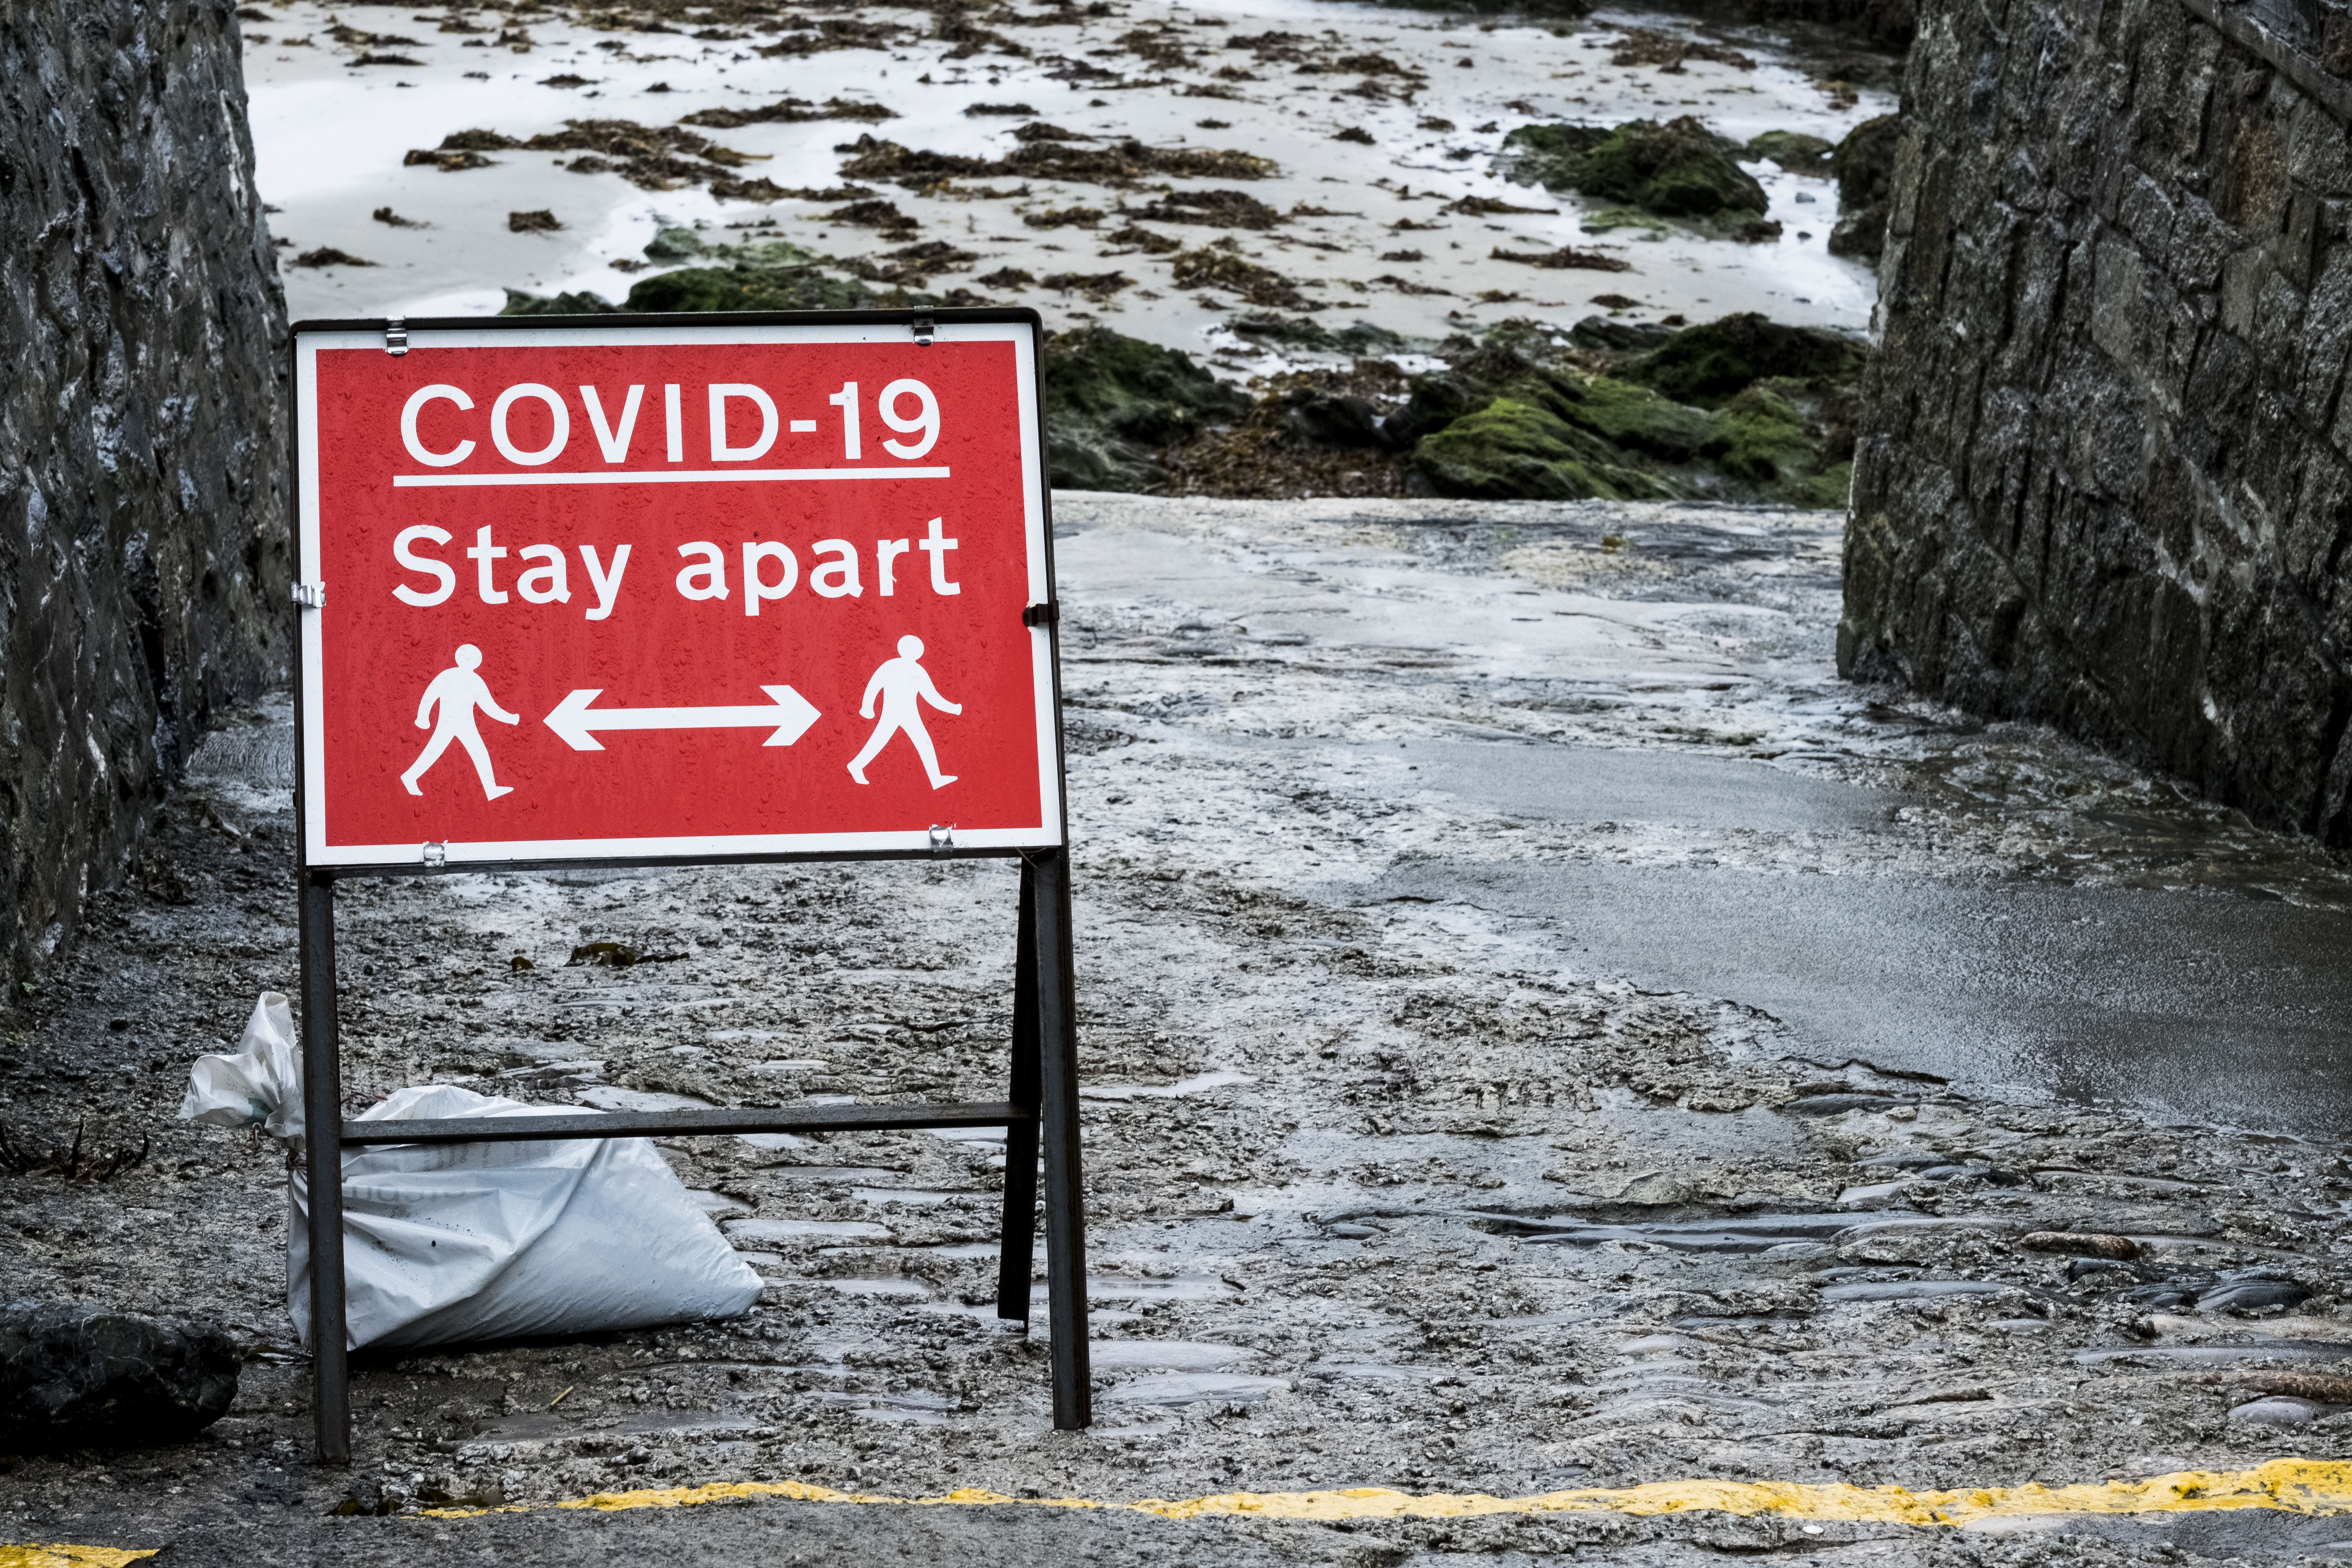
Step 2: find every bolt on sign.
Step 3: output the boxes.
[297,316,1060,864]
[289,309,1090,1464]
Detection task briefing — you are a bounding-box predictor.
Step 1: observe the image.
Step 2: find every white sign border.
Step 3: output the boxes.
[294,318,1064,871]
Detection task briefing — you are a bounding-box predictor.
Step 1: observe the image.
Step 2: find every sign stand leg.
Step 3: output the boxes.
[1030,848,1093,1429]
[299,873,352,1465]
[996,859,1042,1322]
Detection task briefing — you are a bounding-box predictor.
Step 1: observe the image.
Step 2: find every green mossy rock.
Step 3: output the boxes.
[619,264,883,314]
[1625,312,1868,405]
[1743,129,1835,173]
[499,289,617,316]
[1042,325,1250,490]
[1502,117,1767,220]
[1415,394,1676,502]
[1702,380,1848,505]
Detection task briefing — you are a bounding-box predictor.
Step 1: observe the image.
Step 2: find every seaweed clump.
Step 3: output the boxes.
[1499,117,1769,228]
[1041,326,1252,490]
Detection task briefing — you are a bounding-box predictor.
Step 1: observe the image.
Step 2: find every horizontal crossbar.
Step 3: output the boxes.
[336,1101,1027,1146]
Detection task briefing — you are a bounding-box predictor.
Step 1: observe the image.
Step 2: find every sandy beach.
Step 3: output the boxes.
[241,0,1893,365]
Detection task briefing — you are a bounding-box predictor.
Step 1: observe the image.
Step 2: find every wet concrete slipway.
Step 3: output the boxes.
[13,498,2352,1566]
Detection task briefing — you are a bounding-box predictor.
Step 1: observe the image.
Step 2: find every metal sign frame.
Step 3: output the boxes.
[288,307,1090,1464]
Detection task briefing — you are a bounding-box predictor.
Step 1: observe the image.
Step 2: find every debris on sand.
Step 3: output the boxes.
[963,101,1039,116]
[1170,241,1319,310]
[1121,189,1285,229]
[1041,269,1133,299]
[410,120,762,192]
[1499,116,1770,225]
[835,132,1276,190]
[288,247,372,267]
[1024,204,1104,229]
[1491,244,1633,272]
[678,96,898,129]
[370,206,423,227]
[508,209,563,233]
[1604,25,1757,71]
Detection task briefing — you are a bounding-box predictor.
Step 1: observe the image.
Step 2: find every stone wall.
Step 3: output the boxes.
[0,0,290,981]
[1842,0,2352,843]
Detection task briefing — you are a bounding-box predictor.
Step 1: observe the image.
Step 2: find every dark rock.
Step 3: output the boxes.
[2197,1279,2312,1314]
[0,1301,240,1450]
[1743,0,1915,51]
[1568,316,1678,355]
[1826,113,1900,262]
[1041,326,1250,491]
[1500,117,1768,221]
[0,0,290,984]
[1624,312,1869,405]
[500,289,619,316]
[1842,0,2352,846]
[1274,390,1388,450]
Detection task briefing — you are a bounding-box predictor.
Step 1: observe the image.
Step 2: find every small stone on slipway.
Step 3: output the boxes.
[0,1301,240,1450]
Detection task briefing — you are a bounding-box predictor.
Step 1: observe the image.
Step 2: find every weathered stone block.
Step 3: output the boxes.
[0,0,289,982]
[1844,0,2352,844]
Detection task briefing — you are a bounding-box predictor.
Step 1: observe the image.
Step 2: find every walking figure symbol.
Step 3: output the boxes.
[401,644,521,800]
[848,635,960,790]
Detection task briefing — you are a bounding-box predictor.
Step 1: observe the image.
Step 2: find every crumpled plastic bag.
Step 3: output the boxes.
[178,991,305,1146]
[180,993,761,1350]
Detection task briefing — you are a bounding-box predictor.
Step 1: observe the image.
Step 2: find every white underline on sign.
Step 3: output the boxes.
[392,466,952,488]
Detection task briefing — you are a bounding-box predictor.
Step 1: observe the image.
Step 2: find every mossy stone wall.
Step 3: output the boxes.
[1844,0,2352,842]
[0,0,290,981]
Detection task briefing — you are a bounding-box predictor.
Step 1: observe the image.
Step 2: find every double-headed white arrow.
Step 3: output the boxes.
[544,684,822,751]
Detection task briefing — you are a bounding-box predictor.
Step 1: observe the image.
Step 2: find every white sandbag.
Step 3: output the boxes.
[179,995,761,1350]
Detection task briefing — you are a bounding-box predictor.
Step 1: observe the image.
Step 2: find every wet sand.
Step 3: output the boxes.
[243,0,1891,361]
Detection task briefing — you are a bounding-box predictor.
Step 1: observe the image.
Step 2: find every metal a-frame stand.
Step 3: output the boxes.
[298,850,1090,1463]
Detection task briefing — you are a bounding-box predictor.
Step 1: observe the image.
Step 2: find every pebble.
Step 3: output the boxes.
[2020,1231,2139,1259]
[2227,1396,2327,1428]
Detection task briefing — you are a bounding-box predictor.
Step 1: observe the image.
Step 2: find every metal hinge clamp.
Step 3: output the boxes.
[292,582,325,609]
[421,842,447,867]
[927,824,956,855]
[1021,601,1058,627]
[911,313,935,347]
[385,316,408,356]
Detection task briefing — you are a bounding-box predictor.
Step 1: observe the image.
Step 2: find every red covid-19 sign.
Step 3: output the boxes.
[293,316,1062,868]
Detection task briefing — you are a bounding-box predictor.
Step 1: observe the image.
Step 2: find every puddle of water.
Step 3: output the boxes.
[1494,1212,1863,1252]
[1098,1373,1290,1409]
[736,1132,814,1153]
[763,1166,916,1185]
[852,1188,971,1207]
[1074,1273,1241,1304]
[1080,1070,1255,1103]
[684,1189,751,1218]
[810,1388,959,1426]
[1301,1361,1447,1384]
[2075,1343,2352,1366]
[1089,1341,1259,1372]
[819,1277,932,1298]
[723,1217,890,1245]
[575,1085,714,1113]
[1821,1279,2016,1303]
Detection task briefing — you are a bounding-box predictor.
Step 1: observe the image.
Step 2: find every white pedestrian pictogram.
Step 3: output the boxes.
[848,635,960,789]
[402,644,521,800]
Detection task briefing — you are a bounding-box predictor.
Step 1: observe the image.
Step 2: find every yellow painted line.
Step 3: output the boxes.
[414,1458,2352,1528]
[0,1549,158,1568]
